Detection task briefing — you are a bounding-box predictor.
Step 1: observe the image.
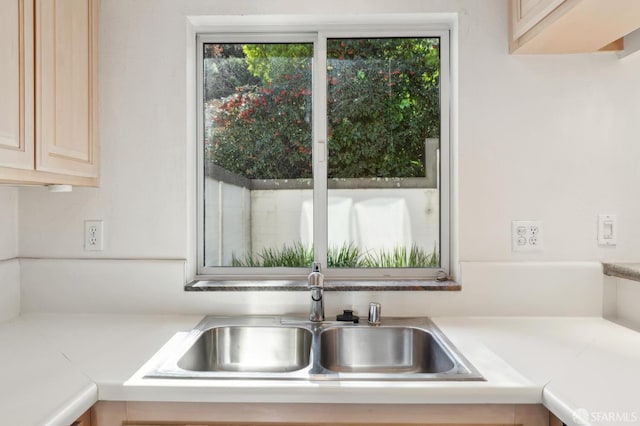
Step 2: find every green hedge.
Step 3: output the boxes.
[205,38,440,180]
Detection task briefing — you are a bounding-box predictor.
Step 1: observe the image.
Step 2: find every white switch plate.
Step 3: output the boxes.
[598,214,617,246]
[84,220,104,251]
[511,220,543,252]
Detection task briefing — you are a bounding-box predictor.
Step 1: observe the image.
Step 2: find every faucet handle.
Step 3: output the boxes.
[368,302,381,325]
[336,309,359,323]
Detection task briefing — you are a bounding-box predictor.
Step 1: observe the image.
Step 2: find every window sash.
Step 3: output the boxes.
[196,28,450,280]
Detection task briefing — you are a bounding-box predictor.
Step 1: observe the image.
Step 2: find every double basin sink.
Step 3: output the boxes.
[146,316,483,381]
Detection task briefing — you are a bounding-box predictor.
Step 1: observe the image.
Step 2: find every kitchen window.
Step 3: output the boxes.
[196,28,450,281]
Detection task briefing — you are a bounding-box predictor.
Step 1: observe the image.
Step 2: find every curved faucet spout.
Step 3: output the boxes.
[308,262,324,322]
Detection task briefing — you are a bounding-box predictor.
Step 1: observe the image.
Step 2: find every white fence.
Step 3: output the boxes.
[205,176,439,266]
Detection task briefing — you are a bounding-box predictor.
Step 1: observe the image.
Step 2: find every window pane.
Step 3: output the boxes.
[203,43,313,267]
[326,37,440,268]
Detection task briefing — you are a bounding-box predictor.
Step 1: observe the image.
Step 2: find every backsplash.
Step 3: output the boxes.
[0,187,19,322]
[0,260,20,322]
[19,258,602,317]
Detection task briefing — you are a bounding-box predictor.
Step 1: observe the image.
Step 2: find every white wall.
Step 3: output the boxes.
[604,276,640,331]
[616,278,640,330]
[20,259,603,317]
[17,0,640,315]
[0,187,20,321]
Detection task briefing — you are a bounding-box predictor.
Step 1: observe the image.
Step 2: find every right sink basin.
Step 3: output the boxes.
[319,326,455,374]
[313,318,484,381]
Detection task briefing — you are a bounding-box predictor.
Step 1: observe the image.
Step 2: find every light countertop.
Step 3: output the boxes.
[603,262,640,283]
[1,314,639,426]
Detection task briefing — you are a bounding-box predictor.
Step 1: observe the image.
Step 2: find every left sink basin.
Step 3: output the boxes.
[178,326,312,373]
[146,316,315,379]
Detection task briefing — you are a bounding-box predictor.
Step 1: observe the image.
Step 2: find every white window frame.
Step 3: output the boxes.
[196,23,450,281]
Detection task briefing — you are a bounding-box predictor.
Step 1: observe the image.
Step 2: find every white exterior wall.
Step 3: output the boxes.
[250,188,439,256]
[204,177,251,266]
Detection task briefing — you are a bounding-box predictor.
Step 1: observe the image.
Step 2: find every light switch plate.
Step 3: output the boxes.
[598,214,617,246]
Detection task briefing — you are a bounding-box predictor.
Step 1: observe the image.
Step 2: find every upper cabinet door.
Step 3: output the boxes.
[0,0,34,170]
[511,0,640,54]
[512,0,565,39]
[36,0,98,178]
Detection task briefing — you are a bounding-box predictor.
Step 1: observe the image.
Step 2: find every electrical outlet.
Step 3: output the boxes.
[512,220,543,252]
[84,220,104,251]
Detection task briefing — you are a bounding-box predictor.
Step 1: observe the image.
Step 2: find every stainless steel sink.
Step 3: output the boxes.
[149,317,314,380]
[178,326,312,372]
[319,326,454,374]
[178,326,312,373]
[145,316,483,381]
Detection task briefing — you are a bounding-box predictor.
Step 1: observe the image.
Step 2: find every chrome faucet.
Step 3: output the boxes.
[308,262,324,322]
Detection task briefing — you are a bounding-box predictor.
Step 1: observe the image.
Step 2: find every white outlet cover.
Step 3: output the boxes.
[84,220,104,251]
[511,220,543,252]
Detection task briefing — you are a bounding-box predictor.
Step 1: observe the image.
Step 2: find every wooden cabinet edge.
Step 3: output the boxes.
[549,412,564,426]
[510,0,635,54]
[0,166,99,186]
[599,38,624,52]
[1,0,99,184]
[34,0,99,178]
[511,0,566,40]
[72,407,93,426]
[509,0,576,54]
[93,402,550,426]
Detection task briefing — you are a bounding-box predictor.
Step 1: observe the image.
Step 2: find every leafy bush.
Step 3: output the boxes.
[232,241,312,268]
[204,39,440,180]
[326,38,440,178]
[208,82,312,179]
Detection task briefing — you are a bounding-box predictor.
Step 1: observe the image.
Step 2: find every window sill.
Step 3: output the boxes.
[185,279,460,292]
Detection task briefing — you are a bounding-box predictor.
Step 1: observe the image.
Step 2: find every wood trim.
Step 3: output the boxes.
[90,0,99,179]
[511,0,640,54]
[515,405,549,426]
[512,0,565,39]
[598,38,624,52]
[548,412,563,426]
[0,0,35,169]
[0,165,98,186]
[94,402,550,426]
[73,408,93,426]
[35,0,99,178]
[124,423,515,426]
[509,1,518,54]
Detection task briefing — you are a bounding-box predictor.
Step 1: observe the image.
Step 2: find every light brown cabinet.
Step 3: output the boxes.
[72,408,93,426]
[0,0,99,186]
[93,401,550,426]
[512,0,565,40]
[0,0,34,171]
[549,412,564,426]
[510,0,640,54]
